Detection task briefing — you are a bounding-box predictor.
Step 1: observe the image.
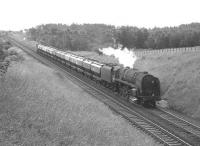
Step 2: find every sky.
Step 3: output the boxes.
[0,0,200,30]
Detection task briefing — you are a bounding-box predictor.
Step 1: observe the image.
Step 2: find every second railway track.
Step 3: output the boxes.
[8,35,200,146]
[158,109,200,138]
[152,108,200,140]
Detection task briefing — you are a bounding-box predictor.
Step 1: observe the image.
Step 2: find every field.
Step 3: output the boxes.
[0,47,160,146]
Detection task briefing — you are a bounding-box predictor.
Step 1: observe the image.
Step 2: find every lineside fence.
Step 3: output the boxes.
[134,46,200,57]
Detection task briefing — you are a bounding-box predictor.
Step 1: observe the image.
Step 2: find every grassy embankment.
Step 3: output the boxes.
[0,47,160,146]
[134,51,200,120]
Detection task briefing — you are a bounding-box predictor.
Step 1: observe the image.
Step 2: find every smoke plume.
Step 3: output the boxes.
[99,47,137,68]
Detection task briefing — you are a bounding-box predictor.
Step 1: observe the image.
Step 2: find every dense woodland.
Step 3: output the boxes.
[26,23,200,51]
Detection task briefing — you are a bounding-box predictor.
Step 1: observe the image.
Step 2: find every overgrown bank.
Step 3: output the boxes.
[134,52,200,120]
[0,38,12,61]
[0,47,160,146]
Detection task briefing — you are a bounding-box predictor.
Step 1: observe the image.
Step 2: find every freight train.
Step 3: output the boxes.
[36,44,161,107]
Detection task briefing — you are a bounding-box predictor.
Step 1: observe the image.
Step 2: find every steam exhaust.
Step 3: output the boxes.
[99,47,137,68]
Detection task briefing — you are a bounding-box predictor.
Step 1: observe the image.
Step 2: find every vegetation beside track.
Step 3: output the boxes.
[134,52,200,120]
[0,47,160,146]
[0,37,12,61]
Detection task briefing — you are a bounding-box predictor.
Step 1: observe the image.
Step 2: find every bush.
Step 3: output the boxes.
[6,47,24,62]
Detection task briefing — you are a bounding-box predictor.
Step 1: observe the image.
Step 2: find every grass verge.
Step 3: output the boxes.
[0,47,160,146]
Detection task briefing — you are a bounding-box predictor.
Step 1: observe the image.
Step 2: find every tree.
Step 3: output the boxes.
[27,22,200,50]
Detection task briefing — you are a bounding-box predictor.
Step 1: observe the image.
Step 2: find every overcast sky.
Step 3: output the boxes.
[1,0,200,30]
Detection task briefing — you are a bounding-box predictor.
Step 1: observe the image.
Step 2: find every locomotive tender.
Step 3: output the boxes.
[36,44,161,107]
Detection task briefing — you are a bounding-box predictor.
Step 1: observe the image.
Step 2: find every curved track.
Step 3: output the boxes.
[158,109,200,138]
[8,35,199,146]
[151,108,200,144]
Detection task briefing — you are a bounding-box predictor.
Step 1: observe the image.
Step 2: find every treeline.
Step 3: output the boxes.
[27,24,114,51]
[27,23,200,51]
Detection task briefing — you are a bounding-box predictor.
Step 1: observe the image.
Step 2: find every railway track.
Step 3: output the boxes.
[152,108,200,142]
[7,35,197,146]
[158,109,200,138]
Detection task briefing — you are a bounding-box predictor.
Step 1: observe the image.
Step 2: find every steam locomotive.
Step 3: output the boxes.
[36,44,161,107]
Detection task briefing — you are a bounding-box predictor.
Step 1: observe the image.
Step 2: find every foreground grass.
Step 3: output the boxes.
[0,48,160,146]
